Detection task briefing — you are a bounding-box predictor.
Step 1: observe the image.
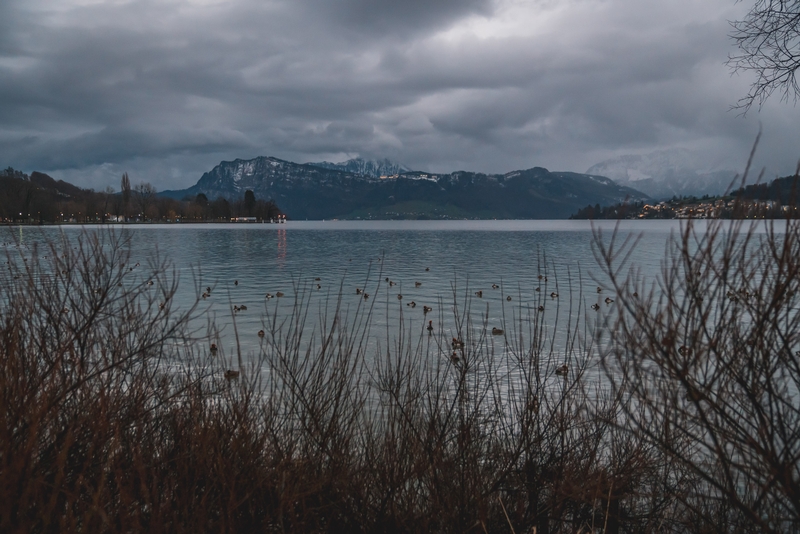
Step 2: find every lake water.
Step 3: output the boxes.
[1,219,740,368]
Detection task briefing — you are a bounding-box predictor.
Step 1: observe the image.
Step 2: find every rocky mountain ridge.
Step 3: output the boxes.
[161,156,650,220]
[307,157,411,177]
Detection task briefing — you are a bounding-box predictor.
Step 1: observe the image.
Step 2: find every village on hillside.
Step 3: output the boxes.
[571,173,800,220]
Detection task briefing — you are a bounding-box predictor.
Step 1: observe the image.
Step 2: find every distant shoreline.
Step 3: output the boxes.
[1,219,288,226]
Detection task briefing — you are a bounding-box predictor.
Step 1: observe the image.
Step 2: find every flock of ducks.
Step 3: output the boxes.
[2,248,622,383]
[3,244,705,386]
[0,246,603,385]
[201,270,624,382]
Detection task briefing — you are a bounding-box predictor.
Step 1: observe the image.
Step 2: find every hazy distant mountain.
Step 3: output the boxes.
[161,156,649,220]
[587,148,738,200]
[307,157,411,177]
[29,171,86,198]
[0,168,85,199]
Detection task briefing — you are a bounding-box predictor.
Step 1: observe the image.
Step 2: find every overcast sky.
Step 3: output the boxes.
[1,0,799,191]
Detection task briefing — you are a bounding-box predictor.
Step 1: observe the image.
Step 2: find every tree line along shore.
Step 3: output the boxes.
[0,168,284,224]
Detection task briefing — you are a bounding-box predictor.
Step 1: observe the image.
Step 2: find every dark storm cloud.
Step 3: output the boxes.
[0,0,797,191]
[305,0,494,36]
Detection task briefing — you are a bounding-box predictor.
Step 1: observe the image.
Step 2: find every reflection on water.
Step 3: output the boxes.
[276,227,286,268]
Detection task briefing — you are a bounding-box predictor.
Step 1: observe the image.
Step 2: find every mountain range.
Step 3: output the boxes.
[161,157,650,220]
[586,148,738,200]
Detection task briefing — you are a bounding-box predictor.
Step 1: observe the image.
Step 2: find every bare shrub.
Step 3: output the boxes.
[0,228,705,532]
[595,193,800,531]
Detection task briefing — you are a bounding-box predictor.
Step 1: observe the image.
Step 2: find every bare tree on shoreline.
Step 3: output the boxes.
[121,172,131,219]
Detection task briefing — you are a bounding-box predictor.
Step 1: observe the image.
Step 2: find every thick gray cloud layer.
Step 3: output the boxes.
[1,0,798,191]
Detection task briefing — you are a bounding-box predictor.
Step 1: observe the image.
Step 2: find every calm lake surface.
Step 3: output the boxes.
[2,219,747,364]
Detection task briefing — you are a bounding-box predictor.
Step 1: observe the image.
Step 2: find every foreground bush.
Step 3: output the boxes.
[596,214,800,533]
[1,222,798,533]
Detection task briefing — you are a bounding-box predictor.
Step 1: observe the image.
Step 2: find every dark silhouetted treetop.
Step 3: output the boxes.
[729,0,800,111]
